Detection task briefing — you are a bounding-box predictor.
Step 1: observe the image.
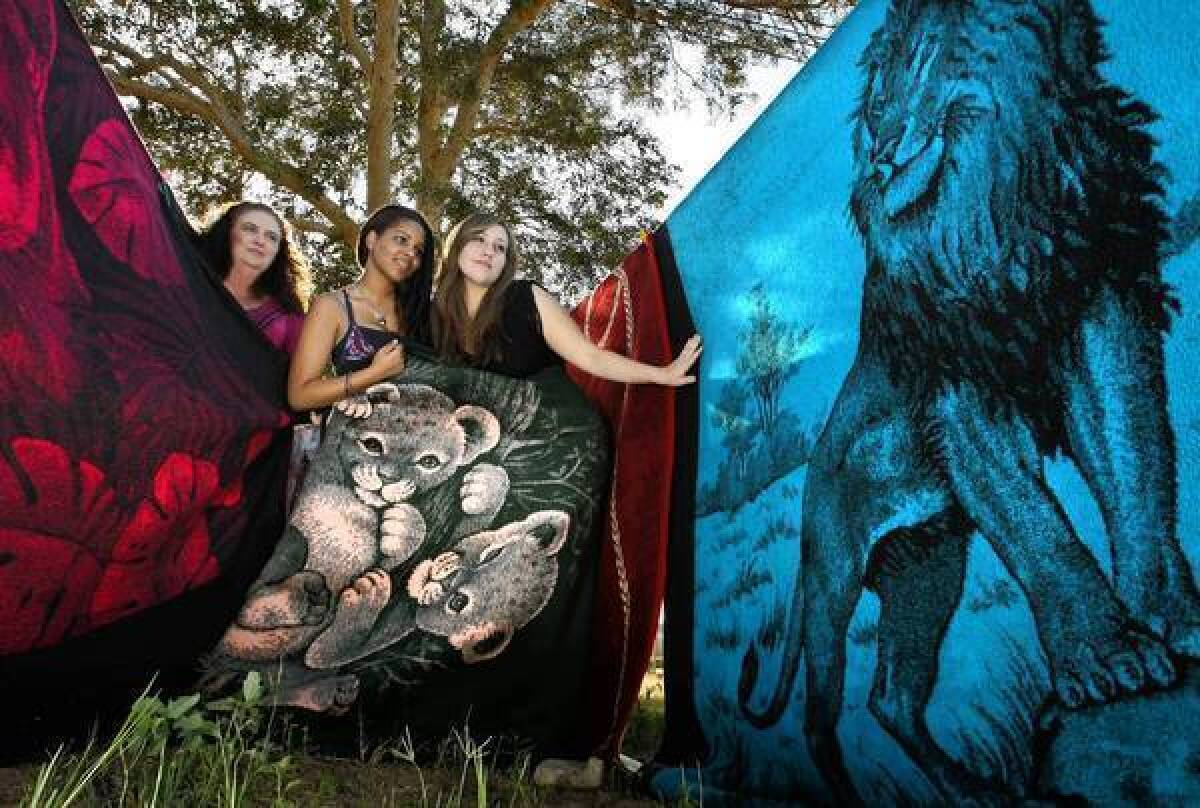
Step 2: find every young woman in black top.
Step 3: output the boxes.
[432,211,701,384]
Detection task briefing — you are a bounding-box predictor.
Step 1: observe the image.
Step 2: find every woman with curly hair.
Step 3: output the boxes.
[195,200,313,356]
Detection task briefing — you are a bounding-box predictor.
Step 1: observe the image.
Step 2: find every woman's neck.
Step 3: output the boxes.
[357,267,396,304]
[224,263,266,308]
[463,282,487,319]
[465,285,489,319]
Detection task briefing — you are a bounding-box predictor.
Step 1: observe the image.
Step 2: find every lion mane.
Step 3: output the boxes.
[850,0,1173,421]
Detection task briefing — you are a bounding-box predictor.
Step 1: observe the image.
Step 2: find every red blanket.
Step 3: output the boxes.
[569,237,676,756]
[1,0,289,675]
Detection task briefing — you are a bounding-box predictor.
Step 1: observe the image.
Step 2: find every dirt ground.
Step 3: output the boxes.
[0,670,671,806]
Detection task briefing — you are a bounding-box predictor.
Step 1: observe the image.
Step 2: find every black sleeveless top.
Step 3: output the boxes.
[476,280,560,378]
[331,290,400,375]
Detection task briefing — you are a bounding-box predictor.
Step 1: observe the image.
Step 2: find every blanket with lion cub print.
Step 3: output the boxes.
[209,352,608,750]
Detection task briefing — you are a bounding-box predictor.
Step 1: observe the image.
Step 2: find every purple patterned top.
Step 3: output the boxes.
[332,290,397,374]
[246,297,304,356]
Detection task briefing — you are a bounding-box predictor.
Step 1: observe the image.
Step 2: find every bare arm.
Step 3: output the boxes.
[286,293,405,410]
[532,286,702,386]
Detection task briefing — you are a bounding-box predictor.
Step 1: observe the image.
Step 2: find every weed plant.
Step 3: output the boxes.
[22,673,295,807]
[17,672,683,806]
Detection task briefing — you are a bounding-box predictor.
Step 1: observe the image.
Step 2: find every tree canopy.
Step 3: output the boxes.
[75,0,851,292]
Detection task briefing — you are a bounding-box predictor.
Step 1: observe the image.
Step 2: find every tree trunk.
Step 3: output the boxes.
[365,0,400,213]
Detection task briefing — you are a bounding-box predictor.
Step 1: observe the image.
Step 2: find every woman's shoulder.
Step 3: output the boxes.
[298,290,349,328]
[517,277,553,292]
[503,278,543,314]
[310,289,348,310]
[509,277,554,303]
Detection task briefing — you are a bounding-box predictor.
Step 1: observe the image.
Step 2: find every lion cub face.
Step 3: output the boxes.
[406,510,570,663]
[337,383,500,507]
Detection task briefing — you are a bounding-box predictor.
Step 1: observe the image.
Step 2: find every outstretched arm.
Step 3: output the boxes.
[532,285,702,386]
[287,293,405,410]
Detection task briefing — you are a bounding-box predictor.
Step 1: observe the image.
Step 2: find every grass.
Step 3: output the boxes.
[4,670,681,807]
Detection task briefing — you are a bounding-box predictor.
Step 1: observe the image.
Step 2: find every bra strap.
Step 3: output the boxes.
[341,289,359,327]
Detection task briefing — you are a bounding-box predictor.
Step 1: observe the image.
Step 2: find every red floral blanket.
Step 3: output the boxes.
[0,0,290,672]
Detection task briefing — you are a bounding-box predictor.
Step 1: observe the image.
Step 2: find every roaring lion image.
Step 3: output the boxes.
[738,0,1200,802]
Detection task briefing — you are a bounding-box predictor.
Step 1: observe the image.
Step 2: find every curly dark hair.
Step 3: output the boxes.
[194,201,313,313]
[357,204,437,346]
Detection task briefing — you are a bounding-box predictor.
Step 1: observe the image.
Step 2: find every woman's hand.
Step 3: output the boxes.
[364,339,405,383]
[657,334,703,386]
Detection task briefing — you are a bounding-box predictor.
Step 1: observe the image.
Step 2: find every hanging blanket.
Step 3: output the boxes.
[0,0,290,694]
[1,0,687,762]
[209,354,609,753]
[568,239,687,756]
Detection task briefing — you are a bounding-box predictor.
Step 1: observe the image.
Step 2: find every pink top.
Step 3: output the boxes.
[246,298,304,356]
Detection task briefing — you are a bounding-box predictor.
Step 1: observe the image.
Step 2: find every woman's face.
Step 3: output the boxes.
[366,219,426,283]
[230,209,282,274]
[458,225,510,288]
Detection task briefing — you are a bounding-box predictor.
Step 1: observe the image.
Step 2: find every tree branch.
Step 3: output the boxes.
[364,0,401,211]
[95,36,224,100]
[425,0,556,206]
[415,0,448,221]
[336,0,372,76]
[104,68,357,248]
[291,216,341,238]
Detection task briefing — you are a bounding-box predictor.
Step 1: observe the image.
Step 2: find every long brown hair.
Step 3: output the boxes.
[432,212,520,366]
[195,201,312,312]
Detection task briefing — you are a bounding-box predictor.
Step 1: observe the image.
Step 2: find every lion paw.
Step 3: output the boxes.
[333,393,373,419]
[237,571,330,629]
[1050,625,1175,708]
[407,553,460,605]
[406,560,442,604]
[428,551,461,580]
[380,503,426,565]
[1135,588,1200,659]
[304,570,392,669]
[460,463,509,516]
[1165,622,1200,658]
[275,674,360,714]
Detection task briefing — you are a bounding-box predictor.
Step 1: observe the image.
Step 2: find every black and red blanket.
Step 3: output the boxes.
[1,0,695,762]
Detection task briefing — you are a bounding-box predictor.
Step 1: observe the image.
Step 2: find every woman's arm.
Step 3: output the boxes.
[532,285,702,386]
[286,293,405,410]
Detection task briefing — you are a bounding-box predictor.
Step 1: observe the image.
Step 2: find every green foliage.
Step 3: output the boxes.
[15,672,695,806]
[711,381,758,480]
[21,673,297,808]
[73,1,850,293]
[698,414,818,515]
[701,281,818,513]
